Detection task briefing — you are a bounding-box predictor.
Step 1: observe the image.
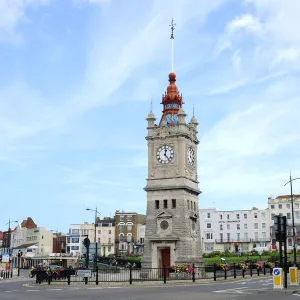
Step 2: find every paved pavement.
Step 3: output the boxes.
[0,275,300,299]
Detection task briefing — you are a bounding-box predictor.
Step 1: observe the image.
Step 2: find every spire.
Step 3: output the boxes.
[159,19,183,126]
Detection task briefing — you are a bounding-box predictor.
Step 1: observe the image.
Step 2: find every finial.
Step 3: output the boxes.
[169,18,176,72]
[193,104,195,117]
[150,98,153,112]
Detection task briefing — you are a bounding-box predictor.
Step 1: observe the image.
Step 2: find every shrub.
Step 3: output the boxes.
[267,251,279,263]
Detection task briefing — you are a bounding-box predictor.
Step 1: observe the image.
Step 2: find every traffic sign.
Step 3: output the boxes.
[289,267,298,286]
[273,268,283,289]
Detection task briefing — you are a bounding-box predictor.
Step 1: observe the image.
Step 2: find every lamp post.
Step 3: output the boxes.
[86,206,101,271]
[5,219,18,268]
[284,172,300,266]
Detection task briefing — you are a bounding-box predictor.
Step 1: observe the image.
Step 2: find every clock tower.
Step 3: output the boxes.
[142,71,203,271]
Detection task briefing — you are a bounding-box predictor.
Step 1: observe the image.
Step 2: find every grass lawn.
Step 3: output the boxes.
[203,256,269,264]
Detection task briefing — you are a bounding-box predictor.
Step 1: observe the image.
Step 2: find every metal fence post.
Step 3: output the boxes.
[257,267,260,276]
[224,268,227,280]
[96,267,99,285]
[263,263,266,275]
[85,277,88,285]
[242,269,245,278]
[233,263,236,279]
[68,275,70,285]
[163,264,167,284]
[250,263,253,277]
[17,267,20,277]
[192,263,195,282]
[213,263,217,281]
[129,265,133,285]
[48,275,51,285]
[10,269,13,278]
[270,267,272,275]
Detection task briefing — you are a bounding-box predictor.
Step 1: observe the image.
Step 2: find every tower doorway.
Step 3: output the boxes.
[160,248,170,276]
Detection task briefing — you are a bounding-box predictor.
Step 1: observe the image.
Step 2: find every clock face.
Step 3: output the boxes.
[187,147,195,166]
[157,145,174,164]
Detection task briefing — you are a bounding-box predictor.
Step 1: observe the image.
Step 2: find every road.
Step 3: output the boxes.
[0,273,298,300]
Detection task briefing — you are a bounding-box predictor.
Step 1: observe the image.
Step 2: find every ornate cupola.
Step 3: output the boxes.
[159,72,183,125]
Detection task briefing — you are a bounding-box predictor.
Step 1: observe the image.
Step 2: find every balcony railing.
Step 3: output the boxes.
[215,238,269,244]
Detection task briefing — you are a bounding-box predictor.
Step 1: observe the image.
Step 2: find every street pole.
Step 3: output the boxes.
[5,219,18,267]
[284,172,300,267]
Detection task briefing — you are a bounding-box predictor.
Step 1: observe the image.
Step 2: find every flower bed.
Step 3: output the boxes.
[216,263,231,271]
[170,264,194,274]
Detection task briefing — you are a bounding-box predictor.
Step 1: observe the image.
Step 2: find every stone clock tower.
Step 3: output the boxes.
[142,72,203,270]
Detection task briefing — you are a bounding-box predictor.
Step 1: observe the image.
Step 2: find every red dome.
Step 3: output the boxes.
[169,72,176,82]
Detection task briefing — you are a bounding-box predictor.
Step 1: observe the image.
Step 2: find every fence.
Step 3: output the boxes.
[0,269,13,279]
[34,263,273,285]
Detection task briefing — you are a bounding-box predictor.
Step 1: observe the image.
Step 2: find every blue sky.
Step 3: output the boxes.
[1,0,300,232]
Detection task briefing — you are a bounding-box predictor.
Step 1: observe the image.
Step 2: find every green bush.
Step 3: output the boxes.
[267,251,279,263]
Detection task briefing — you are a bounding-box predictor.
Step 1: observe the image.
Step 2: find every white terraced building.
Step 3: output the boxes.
[199,207,270,254]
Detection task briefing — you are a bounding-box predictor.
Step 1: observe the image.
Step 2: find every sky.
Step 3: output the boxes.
[1,0,300,233]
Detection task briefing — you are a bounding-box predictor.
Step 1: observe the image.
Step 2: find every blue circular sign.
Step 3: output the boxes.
[273,269,280,276]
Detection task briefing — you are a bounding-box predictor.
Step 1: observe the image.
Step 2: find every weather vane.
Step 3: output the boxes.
[170,18,176,39]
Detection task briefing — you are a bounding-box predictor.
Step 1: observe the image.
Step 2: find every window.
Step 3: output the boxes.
[244,224,248,229]
[254,213,258,218]
[98,238,101,243]
[71,238,79,243]
[237,224,240,230]
[262,223,266,229]
[237,233,240,241]
[271,213,275,220]
[127,224,132,231]
[207,212,211,218]
[164,199,168,209]
[119,234,124,243]
[220,224,223,230]
[262,232,266,238]
[296,212,300,219]
[108,246,111,252]
[227,214,230,220]
[206,223,211,229]
[109,230,111,234]
[286,204,290,209]
[244,233,248,239]
[236,214,240,219]
[254,223,258,229]
[254,232,258,240]
[127,215,132,222]
[120,216,124,221]
[194,202,196,211]
[72,229,79,234]
[287,213,291,219]
[172,199,176,209]
[219,233,223,241]
[288,238,292,246]
[220,215,223,220]
[278,204,282,209]
[271,204,275,209]
[227,224,230,230]
[227,233,230,241]
[155,200,159,209]
[67,237,70,243]
[119,224,124,231]
[206,233,213,240]
[71,246,79,250]
[261,212,265,218]
[98,230,101,234]
[108,238,111,244]
[244,213,247,219]
[127,234,132,242]
[295,203,300,208]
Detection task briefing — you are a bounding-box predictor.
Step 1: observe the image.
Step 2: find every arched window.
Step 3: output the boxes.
[119,234,124,243]
[288,238,292,246]
[127,234,132,242]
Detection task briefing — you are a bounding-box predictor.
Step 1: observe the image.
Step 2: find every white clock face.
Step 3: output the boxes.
[157,145,174,164]
[187,147,195,166]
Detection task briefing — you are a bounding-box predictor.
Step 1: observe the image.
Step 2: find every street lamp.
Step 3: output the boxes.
[284,172,300,267]
[5,219,18,254]
[86,206,101,271]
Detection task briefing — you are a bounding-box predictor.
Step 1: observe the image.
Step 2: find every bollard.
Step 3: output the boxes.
[96,266,99,285]
[192,263,195,283]
[68,275,70,285]
[85,277,88,285]
[233,263,236,279]
[242,269,245,278]
[11,269,13,278]
[263,263,266,275]
[224,268,227,280]
[250,263,253,277]
[129,265,132,285]
[213,263,217,281]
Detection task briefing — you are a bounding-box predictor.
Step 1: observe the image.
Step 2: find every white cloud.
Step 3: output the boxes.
[0,0,51,43]
[227,14,263,36]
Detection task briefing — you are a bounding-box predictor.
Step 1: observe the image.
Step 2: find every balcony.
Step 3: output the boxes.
[251,237,270,242]
[215,238,252,244]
